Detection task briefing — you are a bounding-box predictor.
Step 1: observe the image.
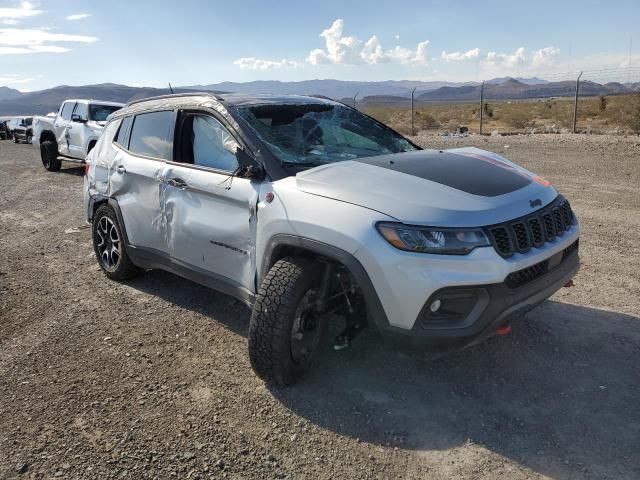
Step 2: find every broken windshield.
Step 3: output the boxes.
[236,103,417,166]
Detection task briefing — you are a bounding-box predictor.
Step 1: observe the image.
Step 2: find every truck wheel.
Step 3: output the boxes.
[249,257,325,387]
[92,204,140,280]
[40,140,61,171]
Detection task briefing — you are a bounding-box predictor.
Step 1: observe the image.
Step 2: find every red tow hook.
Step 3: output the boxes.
[496,325,512,336]
[564,279,575,288]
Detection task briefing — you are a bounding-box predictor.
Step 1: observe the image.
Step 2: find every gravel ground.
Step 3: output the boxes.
[1,134,639,480]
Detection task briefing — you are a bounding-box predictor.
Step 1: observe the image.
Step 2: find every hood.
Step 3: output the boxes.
[295,147,558,227]
[88,120,106,129]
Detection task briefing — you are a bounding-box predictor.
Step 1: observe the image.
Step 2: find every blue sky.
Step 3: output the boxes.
[1,0,639,91]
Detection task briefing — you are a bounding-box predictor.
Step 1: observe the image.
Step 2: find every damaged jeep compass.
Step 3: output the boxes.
[84,93,580,386]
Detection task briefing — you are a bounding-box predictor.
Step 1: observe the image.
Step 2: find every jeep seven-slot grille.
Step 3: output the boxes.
[486,196,575,258]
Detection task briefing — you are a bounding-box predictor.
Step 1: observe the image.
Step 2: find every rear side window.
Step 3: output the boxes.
[128,111,174,160]
[114,116,133,148]
[60,102,75,121]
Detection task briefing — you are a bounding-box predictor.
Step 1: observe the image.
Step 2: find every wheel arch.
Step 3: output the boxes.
[39,129,56,144]
[261,234,390,331]
[89,195,131,248]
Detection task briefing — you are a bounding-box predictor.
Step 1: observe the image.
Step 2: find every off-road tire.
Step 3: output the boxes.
[92,204,140,280]
[249,256,324,387]
[40,140,61,171]
[14,136,19,143]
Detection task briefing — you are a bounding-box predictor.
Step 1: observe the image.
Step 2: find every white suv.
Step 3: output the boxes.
[34,99,123,171]
[84,93,580,386]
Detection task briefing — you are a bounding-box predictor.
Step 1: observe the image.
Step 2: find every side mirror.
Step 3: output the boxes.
[71,113,87,123]
[236,148,265,180]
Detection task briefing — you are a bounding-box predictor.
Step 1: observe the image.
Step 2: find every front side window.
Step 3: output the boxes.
[236,103,416,168]
[60,102,76,121]
[128,110,174,160]
[177,114,238,171]
[90,104,121,122]
[73,102,88,121]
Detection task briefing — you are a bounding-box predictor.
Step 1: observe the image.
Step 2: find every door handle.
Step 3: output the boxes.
[116,165,126,174]
[167,178,188,189]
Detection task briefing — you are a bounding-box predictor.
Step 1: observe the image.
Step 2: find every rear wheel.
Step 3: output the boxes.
[248,257,325,387]
[92,204,140,280]
[40,140,61,171]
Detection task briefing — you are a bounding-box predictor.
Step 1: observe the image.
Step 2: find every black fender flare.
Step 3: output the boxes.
[261,234,391,331]
[88,194,132,253]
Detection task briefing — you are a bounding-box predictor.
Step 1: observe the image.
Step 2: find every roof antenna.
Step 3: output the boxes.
[168,82,174,94]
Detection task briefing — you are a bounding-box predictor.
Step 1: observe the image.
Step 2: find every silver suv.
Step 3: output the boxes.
[84,93,580,386]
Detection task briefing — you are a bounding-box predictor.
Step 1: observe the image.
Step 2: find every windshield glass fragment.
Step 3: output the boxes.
[237,103,416,166]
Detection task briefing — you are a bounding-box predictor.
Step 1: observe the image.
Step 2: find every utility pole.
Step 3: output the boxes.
[479,80,485,135]
[572,71,583,134]
[410,86,417,136]
[352,92,358,109]
[168,83,174,94]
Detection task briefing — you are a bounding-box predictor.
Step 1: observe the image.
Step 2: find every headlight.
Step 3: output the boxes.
[376,222,490,255]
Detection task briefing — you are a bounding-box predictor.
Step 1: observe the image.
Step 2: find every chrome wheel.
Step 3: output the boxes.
[290,289,322,364]
[95,216,122,272]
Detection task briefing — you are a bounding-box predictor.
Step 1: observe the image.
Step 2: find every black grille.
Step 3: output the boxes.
[528,218,544,246]
[485,196,575,258]
[505,260,549,289]
[505,239,579,289]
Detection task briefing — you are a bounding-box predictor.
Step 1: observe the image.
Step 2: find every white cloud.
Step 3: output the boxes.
[0,2,42,22]
[233,57,301,70]
[66,13,91,21]
[441,48,480,62]
[307,19,362,65]
[306,19,429,66]
[532,46,560,67]
[0,74,34,84]
[0,28,97,55]
[485,47,527,67]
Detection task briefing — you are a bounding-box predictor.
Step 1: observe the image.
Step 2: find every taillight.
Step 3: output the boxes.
[84,160,91,176]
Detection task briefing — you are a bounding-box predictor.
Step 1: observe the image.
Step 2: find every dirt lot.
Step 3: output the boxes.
[1,134,639,480]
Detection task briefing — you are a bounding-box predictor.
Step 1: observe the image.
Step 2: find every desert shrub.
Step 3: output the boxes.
[414,111,440,129]
[483,102,494,118]
[503,110,530,129]
[623,95,640,133]
[599,96,607,112]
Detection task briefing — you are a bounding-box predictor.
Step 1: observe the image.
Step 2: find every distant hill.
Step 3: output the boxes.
[0,83,198,115]
[182,79,477,99]
[414,78,634,102]
[0,86,23,101]
[1,77,637,115]
[486,76,549,85]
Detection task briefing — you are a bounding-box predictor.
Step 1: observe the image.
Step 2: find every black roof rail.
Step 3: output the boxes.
[126,91,222,107]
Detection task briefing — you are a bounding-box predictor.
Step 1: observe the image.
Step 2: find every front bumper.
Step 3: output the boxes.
[374,243,579,347]
[356,219,580,338]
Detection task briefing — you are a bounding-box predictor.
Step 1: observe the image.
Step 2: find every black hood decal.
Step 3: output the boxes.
[355,150,532,197]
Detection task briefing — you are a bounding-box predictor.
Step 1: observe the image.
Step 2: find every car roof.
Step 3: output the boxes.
[217,93,340,107]
[63,99,125,107]
[118,92,339,114]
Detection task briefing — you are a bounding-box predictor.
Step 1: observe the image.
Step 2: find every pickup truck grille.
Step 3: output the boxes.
[485,196,575,258]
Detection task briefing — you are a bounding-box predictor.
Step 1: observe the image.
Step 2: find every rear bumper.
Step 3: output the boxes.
[14,131,31,142]
[373,244,579,347]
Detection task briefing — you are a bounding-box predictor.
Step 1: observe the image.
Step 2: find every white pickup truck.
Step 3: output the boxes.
[34,99,123,171]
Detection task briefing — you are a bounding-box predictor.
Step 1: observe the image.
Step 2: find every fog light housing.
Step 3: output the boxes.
[429,299,442,313]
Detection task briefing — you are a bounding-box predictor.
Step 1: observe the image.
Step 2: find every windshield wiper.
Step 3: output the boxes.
[281,161,328,169]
